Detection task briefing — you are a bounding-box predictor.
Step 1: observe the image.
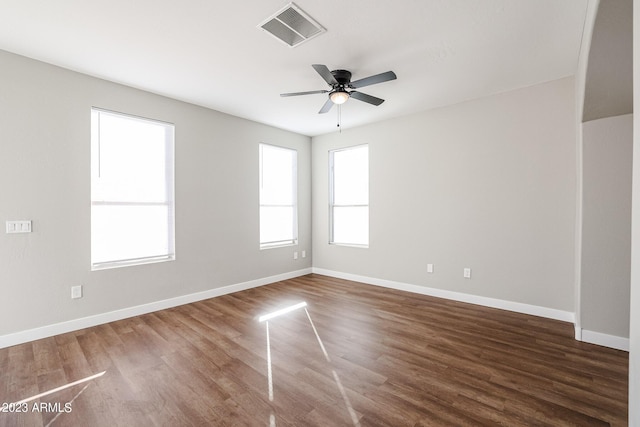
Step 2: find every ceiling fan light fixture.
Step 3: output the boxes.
[280,64,396,114]
[330,90,349,105]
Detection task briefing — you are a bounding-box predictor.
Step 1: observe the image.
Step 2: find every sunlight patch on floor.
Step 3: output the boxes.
[13,370,106,405]
[261,302,361,427]
[265,321,274,402]
[259,301,308,322]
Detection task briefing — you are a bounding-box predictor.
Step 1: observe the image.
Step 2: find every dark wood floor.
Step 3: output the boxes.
[0,274,628,426]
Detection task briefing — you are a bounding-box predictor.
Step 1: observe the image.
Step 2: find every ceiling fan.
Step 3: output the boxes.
[280,64,397,114]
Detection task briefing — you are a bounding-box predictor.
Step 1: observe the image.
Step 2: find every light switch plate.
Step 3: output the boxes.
[6,220,32,233]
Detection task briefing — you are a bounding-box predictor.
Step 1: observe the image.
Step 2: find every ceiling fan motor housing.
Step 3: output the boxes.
[331,69,352,87]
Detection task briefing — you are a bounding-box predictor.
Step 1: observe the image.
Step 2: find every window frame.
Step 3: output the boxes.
[259,142,298,249]
[90,107,176,270]
[329,144,369,247]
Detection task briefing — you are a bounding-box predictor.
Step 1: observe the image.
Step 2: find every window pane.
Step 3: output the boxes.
[91,109,175,268]
[332,206,369,246]
[94,112,169,203]
[260,206,295,245]
[259,143,297,248]
[333,145,368,205]
[260,145,295,205]
[330,145,369,246]
[91,205,171,265]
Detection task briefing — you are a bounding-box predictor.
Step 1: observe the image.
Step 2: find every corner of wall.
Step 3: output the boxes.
[573,0,601,336]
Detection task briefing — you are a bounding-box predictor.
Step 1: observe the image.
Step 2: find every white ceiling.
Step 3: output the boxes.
[0,0,589,136]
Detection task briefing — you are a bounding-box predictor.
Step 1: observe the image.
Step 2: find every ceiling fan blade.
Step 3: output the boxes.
[312,64,338,86]
[318,98,334,114]
[350,71,397,89]
[350,91,385,106]
[280,90,328,97]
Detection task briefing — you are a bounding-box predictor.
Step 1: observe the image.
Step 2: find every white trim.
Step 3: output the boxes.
[573,0,601,346]
[312,268,575,323]
[0,268,312,349]
[580,328,630,351]
[574,324,583,341]
[313,269,630,352]
[573,120,584,333]
[7,267,628,352]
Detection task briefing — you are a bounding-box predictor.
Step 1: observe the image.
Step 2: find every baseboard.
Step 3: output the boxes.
[6,267,627,353]
[0,268,312,349]
[574,324,583,341]
[312,268,575,323]
[579,328,630,351]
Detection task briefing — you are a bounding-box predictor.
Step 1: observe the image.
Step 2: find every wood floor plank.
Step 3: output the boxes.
[0,274,629,426]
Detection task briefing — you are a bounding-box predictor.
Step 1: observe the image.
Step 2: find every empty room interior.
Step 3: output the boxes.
[1,0,639,425]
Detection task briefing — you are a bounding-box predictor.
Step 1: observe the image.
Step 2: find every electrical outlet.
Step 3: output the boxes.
[302,250,306,258]
[71,285,83,299]
[293,251,298,260]
[463,268,472,279]
[427,264,434,273]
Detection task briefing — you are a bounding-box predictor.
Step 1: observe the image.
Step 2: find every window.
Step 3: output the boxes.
[91,108,175,269]
[259,143,298,248]
[329,144,369,246]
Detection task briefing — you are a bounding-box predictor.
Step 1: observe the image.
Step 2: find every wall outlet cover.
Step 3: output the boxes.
[71,285,83,299]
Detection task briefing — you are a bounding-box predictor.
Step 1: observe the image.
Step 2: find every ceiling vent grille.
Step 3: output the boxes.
[258,3,325,48]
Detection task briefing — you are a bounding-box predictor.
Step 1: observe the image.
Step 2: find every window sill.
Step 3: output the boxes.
[91,255,175,271]
[260,242,298,250]
[329,243,369,249]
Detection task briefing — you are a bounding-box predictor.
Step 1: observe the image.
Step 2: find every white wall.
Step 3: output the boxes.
[0,50,311,341]
[312,78,577,313]
[580,114,632,340]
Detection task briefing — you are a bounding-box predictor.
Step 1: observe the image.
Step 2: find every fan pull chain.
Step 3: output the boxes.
[337,104,342,133]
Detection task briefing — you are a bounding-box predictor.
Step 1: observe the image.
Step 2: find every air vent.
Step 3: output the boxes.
[258,3,325,48]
